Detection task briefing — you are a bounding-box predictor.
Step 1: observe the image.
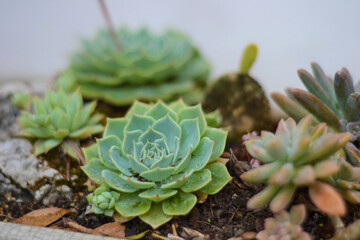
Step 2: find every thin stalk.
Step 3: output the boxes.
[97,0,122,51]
[330,216,345,230]
[66,139,86,166]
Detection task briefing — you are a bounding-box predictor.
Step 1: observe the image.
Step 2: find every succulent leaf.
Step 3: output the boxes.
[83,100,230,228]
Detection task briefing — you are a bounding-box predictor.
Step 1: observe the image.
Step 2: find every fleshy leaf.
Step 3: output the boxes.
[139,202,172,229]
[97,135,121,168]
[178,104,207,135]
[162,191,197,215]
[178,118,200,159]
[102,170,137,193]
[115,192,151,217]
[203,128,227,161]
[139,188,178,202]
[104,118,128,139]
[200,163,232,194]
[180,169,212,192]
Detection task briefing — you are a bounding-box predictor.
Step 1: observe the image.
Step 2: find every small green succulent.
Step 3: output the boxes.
[82,99,231,228]
[203,43,270,142]
[241,116,351,215]
[271,63,360,164]
[11,92,31,109]
[17,89,104,159]
[87,184,120,217]
[257,204,311,240]
[57,28,210,106]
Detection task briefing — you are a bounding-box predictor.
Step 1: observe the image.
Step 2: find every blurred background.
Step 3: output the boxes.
[1,0,360,97]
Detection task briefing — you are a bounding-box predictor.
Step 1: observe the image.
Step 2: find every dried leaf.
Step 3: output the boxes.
[64,218,93,234]
[93,222,126,238]
[13,207,70,227]
[309,181,346,216]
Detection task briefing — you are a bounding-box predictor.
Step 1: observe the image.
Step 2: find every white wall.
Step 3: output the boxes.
[1,0,360,97]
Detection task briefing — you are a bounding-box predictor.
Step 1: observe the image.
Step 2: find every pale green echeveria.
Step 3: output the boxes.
[271,63,360,164]
[87,184,120,217]
[241,116,351,215]
[82,99,231,228]
[57,28,210,106]
[257,204,311,240]
[17,89,104,159]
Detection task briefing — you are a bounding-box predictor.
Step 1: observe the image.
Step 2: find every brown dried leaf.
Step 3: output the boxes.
[63,218,94,234]
[13,207,70,227]
[93,222,125,238]
[309,181,346,216]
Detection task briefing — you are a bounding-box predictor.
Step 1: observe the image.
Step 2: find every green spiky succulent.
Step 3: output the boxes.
[81,99,231,228]
[57,28,210,106]
[203,43,270,142]
[87,184,120,217]
[257,204,311,240]
[17,89,104,159]
[271,63,360,164]
[241,116,351,215]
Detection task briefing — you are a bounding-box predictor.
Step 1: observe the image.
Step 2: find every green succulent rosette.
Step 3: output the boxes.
[82,99,231,228]
[57,28,210,106]
[17,89,104,159]
[87,184,120,217]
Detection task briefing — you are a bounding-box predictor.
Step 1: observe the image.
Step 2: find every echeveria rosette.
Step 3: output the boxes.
[271,63,360,164]
[57,28,210,106]
[87,184,120,217]
[241,116,351,216]
[17,89,104,159]
[257,204,311,240]
[82,99,231,228]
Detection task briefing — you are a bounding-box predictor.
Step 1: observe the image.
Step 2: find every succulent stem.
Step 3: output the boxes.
[330,216,345,230]
[97,0,122,51]
[66,139,86,166]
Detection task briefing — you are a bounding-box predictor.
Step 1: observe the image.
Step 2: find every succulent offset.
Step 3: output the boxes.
[241,116,351,215]
[203,43,270,142]
[87,184,120,217]
[57,28,210,106]
[271,63,360,164]
[257,204,311,240]
[327,155,360,204]
[17,89,104,159]
[82,99,231,228]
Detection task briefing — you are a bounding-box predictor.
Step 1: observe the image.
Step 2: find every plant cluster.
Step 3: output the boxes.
[17,89,104,159]
[241,116,351,215]
[257,204,311,240]
[272,63,360,164]
[57,28,210,106]
[82,99,231,228]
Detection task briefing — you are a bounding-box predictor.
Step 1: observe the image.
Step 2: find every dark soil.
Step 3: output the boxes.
[2,142,357,240]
